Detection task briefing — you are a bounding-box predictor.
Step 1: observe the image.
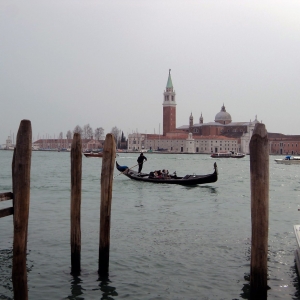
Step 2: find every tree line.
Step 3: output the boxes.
[57,124,127,148]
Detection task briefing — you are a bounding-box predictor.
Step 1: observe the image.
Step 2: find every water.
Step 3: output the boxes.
[0,151,300,299]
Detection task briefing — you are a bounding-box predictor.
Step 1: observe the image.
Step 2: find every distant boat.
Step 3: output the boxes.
[84,152,103,158]
[211,151,245,158]
[231,152,245,158]
[275,156,300,164]
[4,146,14,150]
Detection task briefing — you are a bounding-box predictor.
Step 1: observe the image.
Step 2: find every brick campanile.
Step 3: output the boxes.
[163,69,176,136]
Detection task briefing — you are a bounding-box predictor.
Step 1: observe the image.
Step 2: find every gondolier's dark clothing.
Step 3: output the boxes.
[137,153,147,173]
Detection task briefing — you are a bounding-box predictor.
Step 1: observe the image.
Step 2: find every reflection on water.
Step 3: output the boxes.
[291,264,300,300]
[183,185,218,193]
[0,248,34,299]
[66,276,85,300]
[240,282,250,299]
[2,152,300,299]
[96,277,118,300]
[0,248,13,299]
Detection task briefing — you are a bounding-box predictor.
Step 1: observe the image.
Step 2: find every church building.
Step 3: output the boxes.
[127,70,260,154]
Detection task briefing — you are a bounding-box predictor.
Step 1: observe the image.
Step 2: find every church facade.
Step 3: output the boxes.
[127,71,260,154]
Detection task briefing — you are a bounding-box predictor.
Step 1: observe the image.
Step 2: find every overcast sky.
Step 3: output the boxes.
[1,0,300,145]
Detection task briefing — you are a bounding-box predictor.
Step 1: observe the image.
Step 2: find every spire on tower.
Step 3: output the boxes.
[163,69,176,135]
[189,112,193,127]
[200,112,203,124]
[166,69,173,89]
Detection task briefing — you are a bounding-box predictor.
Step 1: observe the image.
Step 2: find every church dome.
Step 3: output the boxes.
[215,104,232,124]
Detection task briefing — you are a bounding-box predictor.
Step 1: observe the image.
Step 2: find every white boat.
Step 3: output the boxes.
[231,152,245,158]
[275,156,300,164]
[294,225,300,273]
[211,151,245,158]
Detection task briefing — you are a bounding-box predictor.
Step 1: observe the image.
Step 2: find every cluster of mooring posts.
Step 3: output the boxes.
[0,119,269,299]
[70,131,116,277]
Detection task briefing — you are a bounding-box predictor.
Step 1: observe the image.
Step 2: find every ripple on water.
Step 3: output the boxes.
[1,153,300,299]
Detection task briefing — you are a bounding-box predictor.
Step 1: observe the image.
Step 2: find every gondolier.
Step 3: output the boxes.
[137,152,147,173]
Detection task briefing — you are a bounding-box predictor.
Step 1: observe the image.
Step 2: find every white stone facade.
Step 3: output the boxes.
[127,133,241,154]
[240,118,259,154]
[127,133,147,151]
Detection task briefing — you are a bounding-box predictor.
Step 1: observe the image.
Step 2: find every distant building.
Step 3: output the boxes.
[33,138,104,151]
[128,71,259,154]
[3,136,14,150]
[268,134,300,155]
[163,69,177,136]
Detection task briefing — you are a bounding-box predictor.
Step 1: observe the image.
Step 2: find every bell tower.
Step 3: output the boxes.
[200,112,203,124]
[163,69,176,136]
[189,112,193,130]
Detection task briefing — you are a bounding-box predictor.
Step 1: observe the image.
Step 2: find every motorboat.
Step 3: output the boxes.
[275,156,300,164]
[211,151,245,158]
[83,152,103,158]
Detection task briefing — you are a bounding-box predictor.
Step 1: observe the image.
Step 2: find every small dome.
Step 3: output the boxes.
[215,104,232,124]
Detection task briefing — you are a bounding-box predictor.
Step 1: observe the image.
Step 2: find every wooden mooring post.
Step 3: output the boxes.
[12,120,32,300]
[70,133,82,275]
[98,134,116,277]
[250,123,269,299]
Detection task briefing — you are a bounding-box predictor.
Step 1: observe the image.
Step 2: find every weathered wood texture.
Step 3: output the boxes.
[250,123,269,300]
[0,192,13,201]
[12,120,32,300]
[99,134,116,277]
[70,133,82,275]
[12,148,16,199]
[0,207,14,218]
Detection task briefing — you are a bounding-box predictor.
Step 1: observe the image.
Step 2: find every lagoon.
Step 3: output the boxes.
[0,151,300,299]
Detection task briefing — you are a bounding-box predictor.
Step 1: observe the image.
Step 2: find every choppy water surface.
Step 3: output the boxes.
[1,151,300,299]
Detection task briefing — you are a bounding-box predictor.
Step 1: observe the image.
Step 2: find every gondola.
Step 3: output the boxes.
[116,162,218,186]
[84,152,103,158]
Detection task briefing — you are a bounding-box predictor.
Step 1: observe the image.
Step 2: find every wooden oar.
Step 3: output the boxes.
[114,160,147,178]
[113,163,139,178]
